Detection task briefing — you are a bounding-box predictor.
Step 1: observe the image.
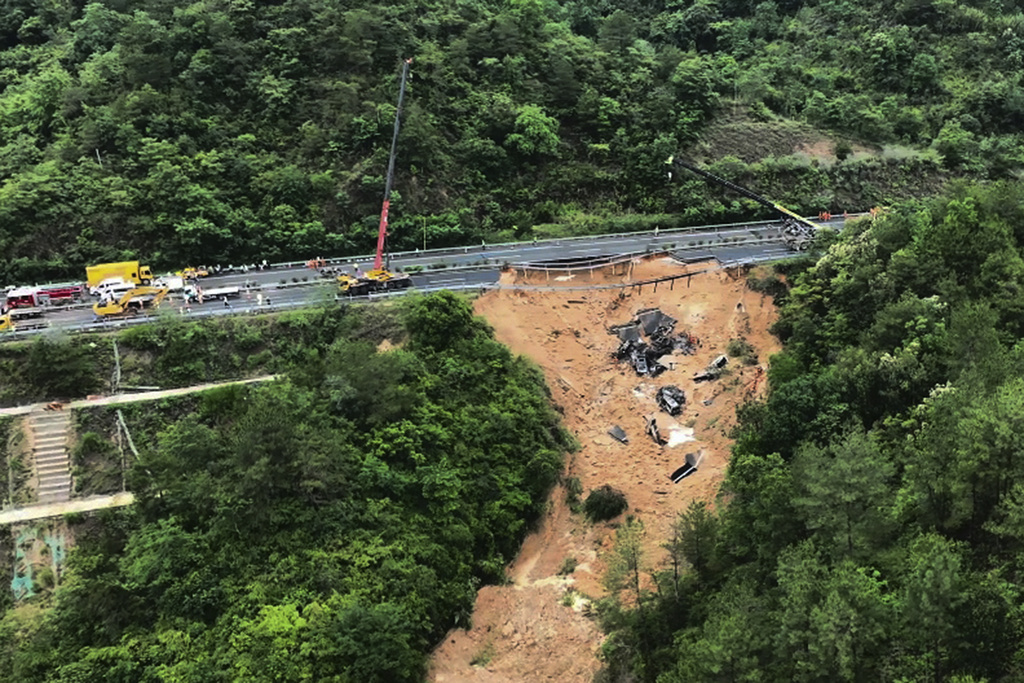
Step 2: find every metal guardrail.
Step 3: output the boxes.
[273,212,857,270]
[512,232,782,271]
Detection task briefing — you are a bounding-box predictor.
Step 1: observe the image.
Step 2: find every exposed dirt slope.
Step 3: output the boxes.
[694,114,844,163]
[428,257,781,682]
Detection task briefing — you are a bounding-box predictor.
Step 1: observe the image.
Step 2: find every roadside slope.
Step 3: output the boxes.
[429,257,781,681]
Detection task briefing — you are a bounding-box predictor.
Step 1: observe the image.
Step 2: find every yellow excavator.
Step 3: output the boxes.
[93,286,169,317]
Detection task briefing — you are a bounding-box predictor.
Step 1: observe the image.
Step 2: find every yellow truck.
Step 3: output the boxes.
[0,307,46,332]
[86,261,154,290]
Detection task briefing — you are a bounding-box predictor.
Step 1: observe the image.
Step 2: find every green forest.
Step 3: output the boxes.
[6,0,1024,680]
[0,293,574,680]
[598,183,1024,681]
[2,0,1023,282]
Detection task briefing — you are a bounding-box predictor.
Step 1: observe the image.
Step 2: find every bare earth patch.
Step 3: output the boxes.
[428,256,781,682]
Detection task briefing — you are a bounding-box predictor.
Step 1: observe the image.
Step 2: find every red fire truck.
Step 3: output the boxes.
[37,284,85,304]
[4,283,84,309]
[5,287,41,308]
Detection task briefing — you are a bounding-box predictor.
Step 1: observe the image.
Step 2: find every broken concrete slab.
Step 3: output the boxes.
[611,323,642,342]
[636,308,677,336]
[645,416,666,445]
[608,425,629,444]
[670,451,703,483]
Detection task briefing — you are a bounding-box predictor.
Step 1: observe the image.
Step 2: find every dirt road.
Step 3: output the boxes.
[0,375,280,417]
[0,492,135,525]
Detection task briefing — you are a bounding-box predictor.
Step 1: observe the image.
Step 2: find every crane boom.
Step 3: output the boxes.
[669,156,821,250]
[671,157,776,211]
[374,58,413,271]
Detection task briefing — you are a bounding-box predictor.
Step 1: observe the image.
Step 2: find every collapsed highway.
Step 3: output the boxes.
[1,214,851,340]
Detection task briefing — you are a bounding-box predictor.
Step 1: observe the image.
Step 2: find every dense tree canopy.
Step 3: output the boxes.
[600,181,1024,681]
[0,293,574,681]
[1,0,1021,282]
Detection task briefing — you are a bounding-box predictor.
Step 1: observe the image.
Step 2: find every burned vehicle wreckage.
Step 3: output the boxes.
[611,308,698,377]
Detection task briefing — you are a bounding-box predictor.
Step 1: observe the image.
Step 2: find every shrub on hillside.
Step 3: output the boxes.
[25,337,101,400]
[584,485,628,521]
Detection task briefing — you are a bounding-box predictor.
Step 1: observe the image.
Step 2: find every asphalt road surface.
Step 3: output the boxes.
[4,216,850,339]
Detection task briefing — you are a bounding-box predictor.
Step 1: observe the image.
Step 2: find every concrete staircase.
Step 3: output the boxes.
[29,410,72,504]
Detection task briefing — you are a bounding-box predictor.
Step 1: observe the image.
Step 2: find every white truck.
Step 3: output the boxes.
[155,275,185,292]
[184,284,241,304]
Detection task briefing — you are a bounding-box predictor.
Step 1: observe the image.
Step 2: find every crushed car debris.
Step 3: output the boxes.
[611,308,699,377]
[694,354,729,382]
[656,386,686,416]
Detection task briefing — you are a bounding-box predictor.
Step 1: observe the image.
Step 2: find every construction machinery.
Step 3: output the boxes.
[339,59,414,296]
[86,261,154,290]
[669,156,821,251]
[176,267,209,280]
[92,286,169,317]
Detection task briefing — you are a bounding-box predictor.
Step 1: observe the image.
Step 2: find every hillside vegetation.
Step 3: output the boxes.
[2,0,1022,282]
[598,182,1024,681]
[0,292,574,681]
[0,302,409,407]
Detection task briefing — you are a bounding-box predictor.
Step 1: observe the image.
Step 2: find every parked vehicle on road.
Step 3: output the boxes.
[184,285,241,304]
[4,287,43,308]
[86,261,154,290]
[0,307,46,332]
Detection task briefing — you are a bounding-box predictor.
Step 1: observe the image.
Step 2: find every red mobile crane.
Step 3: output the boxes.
[339,59,414,296]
